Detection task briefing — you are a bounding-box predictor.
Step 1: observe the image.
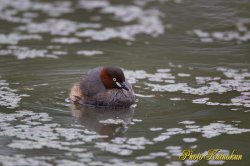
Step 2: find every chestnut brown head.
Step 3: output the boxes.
[100,66,129,91]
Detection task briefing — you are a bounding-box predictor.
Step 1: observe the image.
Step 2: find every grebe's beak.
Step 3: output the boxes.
[121,82,129,91]
[116,81,129,91]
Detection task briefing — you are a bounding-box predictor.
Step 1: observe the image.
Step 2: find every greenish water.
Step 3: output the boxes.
[0,0,250,165]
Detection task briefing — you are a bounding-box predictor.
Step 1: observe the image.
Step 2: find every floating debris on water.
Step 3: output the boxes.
[95,137,153,156]
[76,50,103,56]
[76,0,164,41]
[153,121,250,141]
[99,119,125,124]
[0,110,249,165]
[179,121,195,125]
[169,97,184,101]
[182,138,197,143]
[0,46,59,59]
[0,33,41,45]
[150,127,163,131]
[191,19,250,43]
[125,66,250,109]
[51,37,82,44]
[0,79,25,109]
[132,119,143,122]
[177,73,191,77]
[135,93,155,98]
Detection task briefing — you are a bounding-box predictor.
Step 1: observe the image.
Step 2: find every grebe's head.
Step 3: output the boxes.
[100,66,129,91]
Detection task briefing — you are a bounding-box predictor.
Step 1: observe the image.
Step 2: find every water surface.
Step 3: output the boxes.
[0,0,250,165]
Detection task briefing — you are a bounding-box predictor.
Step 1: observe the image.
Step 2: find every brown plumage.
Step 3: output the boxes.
[69,66,136,107]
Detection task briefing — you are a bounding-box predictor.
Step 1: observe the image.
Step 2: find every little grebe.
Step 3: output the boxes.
[69,66,135,107]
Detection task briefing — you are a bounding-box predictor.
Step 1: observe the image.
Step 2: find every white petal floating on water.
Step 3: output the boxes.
[179,121,195,125]
[0,79,24,109]
[76,50,103,56]
[0,33,41,45]
[182,138,197,143]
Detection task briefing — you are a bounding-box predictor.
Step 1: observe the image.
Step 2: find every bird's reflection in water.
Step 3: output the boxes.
[71,105,135,140]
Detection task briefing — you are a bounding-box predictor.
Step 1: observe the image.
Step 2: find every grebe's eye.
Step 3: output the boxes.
[113,78,116,81]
